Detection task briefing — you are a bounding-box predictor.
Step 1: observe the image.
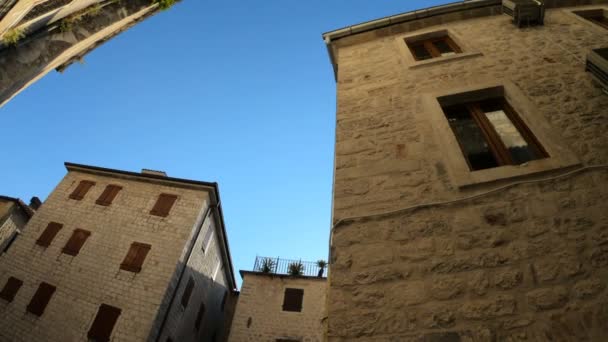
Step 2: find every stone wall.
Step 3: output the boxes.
[0,203,29,253]
[328,3,608,341]
[229,273,327,342]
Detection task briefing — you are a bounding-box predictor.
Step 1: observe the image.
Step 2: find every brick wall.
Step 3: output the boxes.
[329,3,608,341]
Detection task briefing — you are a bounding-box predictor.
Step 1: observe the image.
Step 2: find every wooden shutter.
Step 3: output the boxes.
[282,288,304,312]
[62,229,91,256]
[26,282,56,316]
[0,277,23,302]
[87,304,121,342]
[150,194,178,217]
[95,185,122,206]
[36,222,63,247]
[181,277,194,308]
[120,242,151,273]
[69,180,95,200]
[195,302,205,330]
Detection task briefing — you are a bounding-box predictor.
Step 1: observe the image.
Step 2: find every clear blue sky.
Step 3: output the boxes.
[2,0,449,287]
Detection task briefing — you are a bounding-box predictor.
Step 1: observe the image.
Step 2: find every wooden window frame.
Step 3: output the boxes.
[26,282,56,316]
[282,288,304,312]
[69,180,95,200]
[87,304,122,342]
[181,277,195,308]
[61,229,91,256]
[120,242,151,273]
[150,194,178,217]
[0,276,23,302]
[36,222,63,248]
[95,185,122,206]
[407,35,462,61]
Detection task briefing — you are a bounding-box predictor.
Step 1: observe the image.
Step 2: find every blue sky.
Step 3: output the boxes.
[2,0,449,287]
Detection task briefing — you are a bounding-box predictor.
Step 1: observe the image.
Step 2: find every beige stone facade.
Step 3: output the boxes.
[0,196,33,254]
[0,163,237,341]
[324,0,608,340]
[229,271,326,342]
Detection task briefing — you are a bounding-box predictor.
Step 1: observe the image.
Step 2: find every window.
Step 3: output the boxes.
[150,194,178,217]
[282,288,303,312]
[120,242,151,273]
[26,282,56,316]
[407,35,461,61]
[181,277,194,308]
[95,185,122,206]
[220,291,228,312]
[195,302,205,331]
[0,277,23,302]
[201,227,213,253]
[87,304,121,342]
[61,229,91,256]
[36,222,63,247]
[440,97,547,171]
[575,9,608,30]
[69,180,95,200]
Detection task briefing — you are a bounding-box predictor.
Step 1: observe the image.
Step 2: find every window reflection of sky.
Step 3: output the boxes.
[485,110,528,148]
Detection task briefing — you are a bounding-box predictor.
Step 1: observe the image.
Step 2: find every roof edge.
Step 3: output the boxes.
[0,195,35,217]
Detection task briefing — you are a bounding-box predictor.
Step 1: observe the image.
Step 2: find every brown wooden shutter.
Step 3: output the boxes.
[95,185,122,206]
[62,229,91,256]
[36,222,63,247]
[26,282,56,316]
[120,242,151,273]
[69,180,95,200]
[150,194,178,217]
[87,304,121,342]
[0,277,23,302]
[181,277,195,308]
[282,288,304,312]
[195,302,205,330]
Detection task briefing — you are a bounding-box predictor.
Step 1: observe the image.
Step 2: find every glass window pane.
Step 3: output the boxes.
[483,108,540,165]
[444,105,499,170]
[410,43,432,60]
[433,39,456,56]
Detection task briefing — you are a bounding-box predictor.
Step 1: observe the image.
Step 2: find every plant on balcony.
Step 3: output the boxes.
[317,260,327,277]
[2,27,25,46]
[288,261,304,276]
[260,258,276,273]
[154,0,177,10]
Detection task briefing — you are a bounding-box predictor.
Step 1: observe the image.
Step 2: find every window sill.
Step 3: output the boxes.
[408,51,483,70]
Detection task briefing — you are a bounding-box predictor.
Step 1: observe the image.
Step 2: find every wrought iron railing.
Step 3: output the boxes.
[253,256,327,278]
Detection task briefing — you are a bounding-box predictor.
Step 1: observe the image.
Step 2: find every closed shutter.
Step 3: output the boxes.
[87,304,121,342]
[195,302,205,330]
[26,282,56,316]
[69,180,95,200]
[0,277,23,302]
[95,185,122,206]
[282,288,303,312]
[181,277,194,308]
[36,222,63,247]
[120,242,151,273]
[62,229,91,256]
[150,194,178,217]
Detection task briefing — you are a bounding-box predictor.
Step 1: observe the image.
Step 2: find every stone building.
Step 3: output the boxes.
[0,162,237,341]
[0,195,34,254]
[323,0,608,340]
[0,0,177,107]
[228,257,327,342]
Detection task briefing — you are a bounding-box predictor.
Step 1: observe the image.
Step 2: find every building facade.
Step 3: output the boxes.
[228,257,327,342]
[0,196,34,254]
[324,0,608,341]
[0,162,237,341]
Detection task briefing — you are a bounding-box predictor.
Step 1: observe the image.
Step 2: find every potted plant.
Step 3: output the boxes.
[287,261,304,276]
[317,260,327,277]
[260,258,276,273]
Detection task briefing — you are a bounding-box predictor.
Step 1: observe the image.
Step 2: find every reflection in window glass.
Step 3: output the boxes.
[484,110,538,164]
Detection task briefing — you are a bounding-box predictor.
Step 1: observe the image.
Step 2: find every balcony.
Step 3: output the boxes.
[252,256,328,278]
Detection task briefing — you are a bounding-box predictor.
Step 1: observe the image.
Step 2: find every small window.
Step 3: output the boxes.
[0,277,23,302]
[407,35,461,61]
[195,302,205,331]
[87,304,121,342]
[575,9,608,30]
[220,291,228,312]
[150,194,178,217]
[95,185,122,206]
[201,227,213,253]
[282,288,303,312]
[26,282,56,316]
[36,222,63,248]
[69,180,95,200]
[120,242,151,273]
[62,229,91,256]
[181,277,194,308]
[441,97,547,171]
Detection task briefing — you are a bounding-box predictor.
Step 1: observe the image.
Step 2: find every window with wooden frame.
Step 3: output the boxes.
[95,185,122,206]
[181,277,195,308]
[282,288,304,312]
[150,194,178,217]
[26,282,56,316]
[441,97,548,171]
[61,229,91,256]
[87,304,121,342]
[36,222,63,248]
[120,242,151,273]
[69,180,95,200]
[575,9,608,30]
[0,276,23,302]
[406,35,462,61]
[195,302,205,331]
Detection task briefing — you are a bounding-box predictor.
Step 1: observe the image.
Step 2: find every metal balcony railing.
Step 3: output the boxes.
[253,256,327,278]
